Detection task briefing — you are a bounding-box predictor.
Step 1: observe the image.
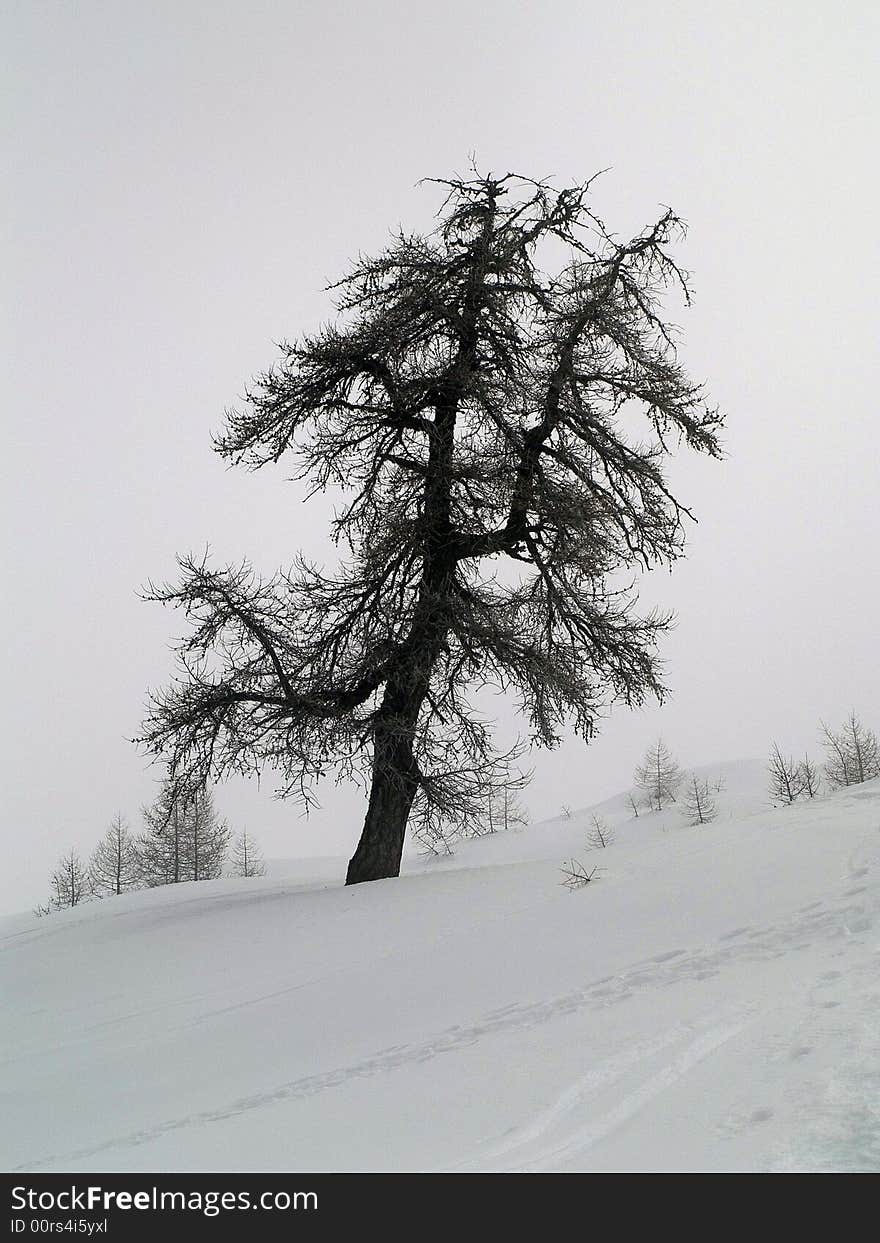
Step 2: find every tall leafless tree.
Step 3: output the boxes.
[138,171,723,884]
[90,813,141,896]
[635,737,683,811]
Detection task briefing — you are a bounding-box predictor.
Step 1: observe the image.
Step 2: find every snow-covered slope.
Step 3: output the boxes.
[3,759,879,1172]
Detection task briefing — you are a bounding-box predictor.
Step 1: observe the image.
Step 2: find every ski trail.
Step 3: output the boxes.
[452,1013,751,1172]
[12,860,876,1172]
[494,1018,751,1172]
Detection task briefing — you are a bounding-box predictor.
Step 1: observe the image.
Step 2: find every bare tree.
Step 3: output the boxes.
[138,170,723,884]
[560,859,598,889]
[90,813,141,897]
[138,781,187,886]
[635,738,682,811]
[189,788,230,881]
[490,783,529,834]
[586,814,615,848]
[229,828,266,878]
[473,768,531,836]
[627,793,640,819]
[821,712,880,788]
[138,781,229,885]
[49,850,89,910]
[682,774,717,825]
[768,742,802,805]
[798,755,821,799]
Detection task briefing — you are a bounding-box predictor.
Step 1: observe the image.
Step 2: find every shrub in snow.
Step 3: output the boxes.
[560,859,598,889]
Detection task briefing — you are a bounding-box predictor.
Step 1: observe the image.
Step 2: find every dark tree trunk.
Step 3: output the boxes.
[346,725,420,884]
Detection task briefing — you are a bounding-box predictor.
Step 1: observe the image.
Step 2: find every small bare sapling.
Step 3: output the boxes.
[587,815,615,848]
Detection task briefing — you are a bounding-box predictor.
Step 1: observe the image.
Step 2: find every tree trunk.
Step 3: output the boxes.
[346,727,419,884]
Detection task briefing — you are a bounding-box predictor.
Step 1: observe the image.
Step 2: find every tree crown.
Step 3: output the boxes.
[140,171,723,830]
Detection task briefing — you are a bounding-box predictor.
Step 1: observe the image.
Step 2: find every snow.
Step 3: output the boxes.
[2,758,879,1172]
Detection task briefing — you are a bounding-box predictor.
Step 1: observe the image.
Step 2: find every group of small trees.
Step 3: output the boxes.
[769,712,879,806]
[561,711,880,889]
[631,738,720,826]
[138,786,231,886]
[37,784,265,916]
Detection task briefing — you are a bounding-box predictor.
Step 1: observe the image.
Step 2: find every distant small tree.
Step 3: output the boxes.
[768,742,802,805]
[798,755,821,800]
[635,738,682,811]
[821,712,880,789]
[491,786,529,834]
[586,814,614,848]
[230,829,266,878]
[682,774,717,825]
[49,849,89,909]
[90,813,141,896]
[627,793,640,819]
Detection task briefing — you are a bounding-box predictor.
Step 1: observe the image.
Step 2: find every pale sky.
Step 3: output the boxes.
[3,0,878,913]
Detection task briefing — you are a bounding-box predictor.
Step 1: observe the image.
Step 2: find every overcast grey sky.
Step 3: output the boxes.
[3,0,878,913]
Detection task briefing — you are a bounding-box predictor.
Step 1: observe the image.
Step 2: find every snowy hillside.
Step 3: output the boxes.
[3,759,879,1173]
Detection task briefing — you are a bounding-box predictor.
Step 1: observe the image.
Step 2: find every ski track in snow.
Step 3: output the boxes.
[460,1017,754,1172]
[14,848,879,1173]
